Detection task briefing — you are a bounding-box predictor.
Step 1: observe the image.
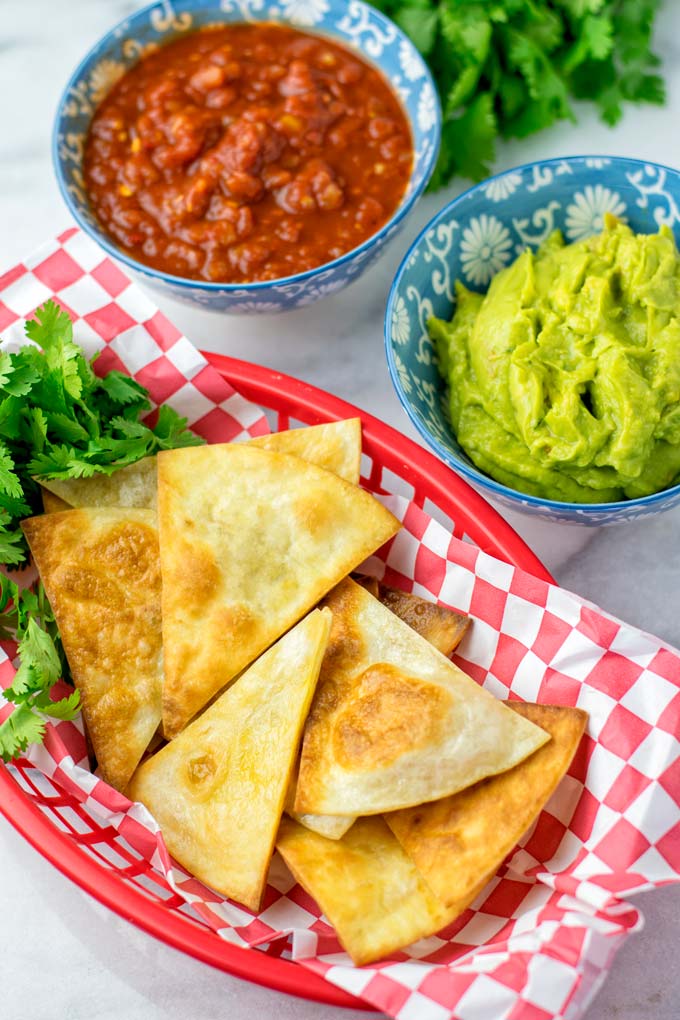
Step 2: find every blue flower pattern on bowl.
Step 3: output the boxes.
[385,156,680,525]
[54,0,441,313]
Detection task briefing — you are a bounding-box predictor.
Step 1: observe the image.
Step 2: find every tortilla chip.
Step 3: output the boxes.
[277,816,453,965]
[379,586,470,657]
[37,420,363,511]
[386,703,588,910]
[39,457,159,510]
[158,445,399,737]
[128,608,332,911]
[295,578,549,816]
[21,508,162,791]
[248,419,361,484]
[288,580,469,840]
[40,486,70,513]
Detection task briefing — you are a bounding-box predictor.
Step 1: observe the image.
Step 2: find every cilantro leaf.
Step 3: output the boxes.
[8,618,62,697]
[25,300,83,403]
[0,528,28,568]
[33,688,81,720]
[394,5,438,56]
[97,370,151,408]
[153,405,205,449]
[0,704,46,760]
[431,92,497,188]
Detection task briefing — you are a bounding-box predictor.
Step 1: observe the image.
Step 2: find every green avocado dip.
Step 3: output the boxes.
[429,217,680,503]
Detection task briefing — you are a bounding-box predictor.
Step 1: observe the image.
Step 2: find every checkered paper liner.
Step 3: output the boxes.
[2,230,680,1020]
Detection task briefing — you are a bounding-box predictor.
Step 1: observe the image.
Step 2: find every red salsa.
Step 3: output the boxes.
[84,24,413,283]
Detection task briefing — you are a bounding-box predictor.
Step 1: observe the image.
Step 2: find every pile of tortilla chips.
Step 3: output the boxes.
[24,420,587,966]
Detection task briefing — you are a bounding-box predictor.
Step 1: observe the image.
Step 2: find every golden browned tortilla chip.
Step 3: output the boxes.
[355,576,470,657]
[386,703,588,911]
[378,585,470,657]
[128,609,332,912]
[288,580,470,840]
[21,508,162,792]
[277,816,453,965]
[158,445,399,737]
[295,578,548,816]
[37,420,363,511]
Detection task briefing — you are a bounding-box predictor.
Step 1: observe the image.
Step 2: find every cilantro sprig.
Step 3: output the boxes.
[372,0,665,187]
[0,299,203,762]
[0,577,79,761]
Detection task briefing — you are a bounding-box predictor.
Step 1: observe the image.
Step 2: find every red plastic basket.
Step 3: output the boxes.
[0,354,554,1010]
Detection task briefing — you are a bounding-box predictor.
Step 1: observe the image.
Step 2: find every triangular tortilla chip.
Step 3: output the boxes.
[356,575,470,657]
[295,579,549,816]
[386,703,588,910]
[277,816,453,965]
[248,419,361,484]
[158,445,399,737]
[21,508,162,791]
[288,582,470,840]
[378,585,470,657]
[39,456,159,510]
[128,608,332,911]
[38,420,363,510]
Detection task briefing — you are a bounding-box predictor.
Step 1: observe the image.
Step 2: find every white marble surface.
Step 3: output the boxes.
[1,2,680,1018]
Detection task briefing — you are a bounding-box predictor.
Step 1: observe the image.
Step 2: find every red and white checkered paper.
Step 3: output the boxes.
[2,229,680,1020]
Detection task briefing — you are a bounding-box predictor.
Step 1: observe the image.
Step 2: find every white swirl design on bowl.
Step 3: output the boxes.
[336,0,397,57]
[512,200,561,251]
[626,166,680,228]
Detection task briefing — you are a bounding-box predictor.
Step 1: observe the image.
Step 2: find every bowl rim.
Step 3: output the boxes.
[385,152,680,515]
[51,0,442,294]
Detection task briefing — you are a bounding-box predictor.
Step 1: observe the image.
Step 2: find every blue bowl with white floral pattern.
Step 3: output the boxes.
[52,0,440,314]
[385,155,680,525]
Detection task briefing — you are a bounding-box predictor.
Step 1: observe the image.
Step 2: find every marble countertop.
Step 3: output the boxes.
[2,2,680,1018]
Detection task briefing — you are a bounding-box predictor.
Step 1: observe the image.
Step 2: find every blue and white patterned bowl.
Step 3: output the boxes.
[385,155,680,525]
[53,0,440,314]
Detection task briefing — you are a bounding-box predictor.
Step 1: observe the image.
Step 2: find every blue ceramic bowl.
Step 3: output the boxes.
[385,155,680,525]
[53,0,440,314]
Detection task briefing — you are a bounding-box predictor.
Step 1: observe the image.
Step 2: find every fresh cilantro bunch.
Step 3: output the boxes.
[0,299,203,762]
[372,0,665,186]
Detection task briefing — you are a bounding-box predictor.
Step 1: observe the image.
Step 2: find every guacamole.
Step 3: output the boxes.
[429,218,680,503]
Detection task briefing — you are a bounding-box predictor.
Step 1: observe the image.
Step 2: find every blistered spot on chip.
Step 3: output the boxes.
[186,752,218,787]
[53,566,126,609]
[332,664,453,771]
[90,522,160,585]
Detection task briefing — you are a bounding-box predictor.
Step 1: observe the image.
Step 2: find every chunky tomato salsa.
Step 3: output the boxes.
[84,24,413,284]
